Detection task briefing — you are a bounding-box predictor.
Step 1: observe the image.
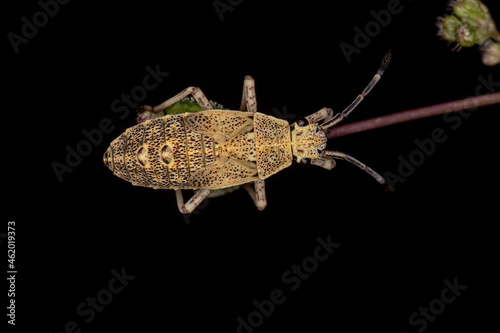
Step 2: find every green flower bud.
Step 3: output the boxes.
[453,0,486,20]
[481,40,500,66]
[439,15,462,41]
[456,22,477,47]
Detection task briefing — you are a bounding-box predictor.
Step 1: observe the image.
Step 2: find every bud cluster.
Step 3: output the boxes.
[437,0,500,65]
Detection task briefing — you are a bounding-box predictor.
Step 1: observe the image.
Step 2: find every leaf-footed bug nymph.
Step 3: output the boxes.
[103,51,392,214]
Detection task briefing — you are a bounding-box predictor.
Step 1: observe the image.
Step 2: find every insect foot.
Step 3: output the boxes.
[136,105,154,123]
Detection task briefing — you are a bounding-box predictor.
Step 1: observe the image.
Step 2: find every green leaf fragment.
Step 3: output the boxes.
[206,186,241,199]
[149,97,224,120]
[165,99,204,114]
[165,97,224,115]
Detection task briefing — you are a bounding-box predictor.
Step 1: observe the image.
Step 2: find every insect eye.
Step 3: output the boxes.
[299,158,311,167]
[296,116,309,127]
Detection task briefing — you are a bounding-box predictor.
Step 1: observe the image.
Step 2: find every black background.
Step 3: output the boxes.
[4,0,500,332]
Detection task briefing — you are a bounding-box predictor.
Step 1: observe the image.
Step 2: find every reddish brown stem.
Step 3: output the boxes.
[327,92,500,138]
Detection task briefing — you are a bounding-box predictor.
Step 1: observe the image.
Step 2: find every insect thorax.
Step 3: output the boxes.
[290,123,327,162]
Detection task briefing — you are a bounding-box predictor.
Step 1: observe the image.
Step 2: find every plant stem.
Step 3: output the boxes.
[327,91,500,138]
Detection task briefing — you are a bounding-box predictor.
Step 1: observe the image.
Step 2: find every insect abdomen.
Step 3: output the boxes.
[108,114,218,190]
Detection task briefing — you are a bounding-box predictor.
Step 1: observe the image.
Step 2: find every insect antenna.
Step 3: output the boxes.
[320,50,392,131]
[322,150,392,191]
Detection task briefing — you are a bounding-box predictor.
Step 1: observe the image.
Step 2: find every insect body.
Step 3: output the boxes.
[104,52,392,213]
[104,110,293,189]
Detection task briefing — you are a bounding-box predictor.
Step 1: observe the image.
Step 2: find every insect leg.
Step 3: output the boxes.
[296,107,333,126]
[175,189,211,214]
[137,86,212,122]
[239,75,257,113]
[153,86,212,112]
[320,51,392,131]
[310,157,336,170]
[242,180,267,210]
[322,150,387,186]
